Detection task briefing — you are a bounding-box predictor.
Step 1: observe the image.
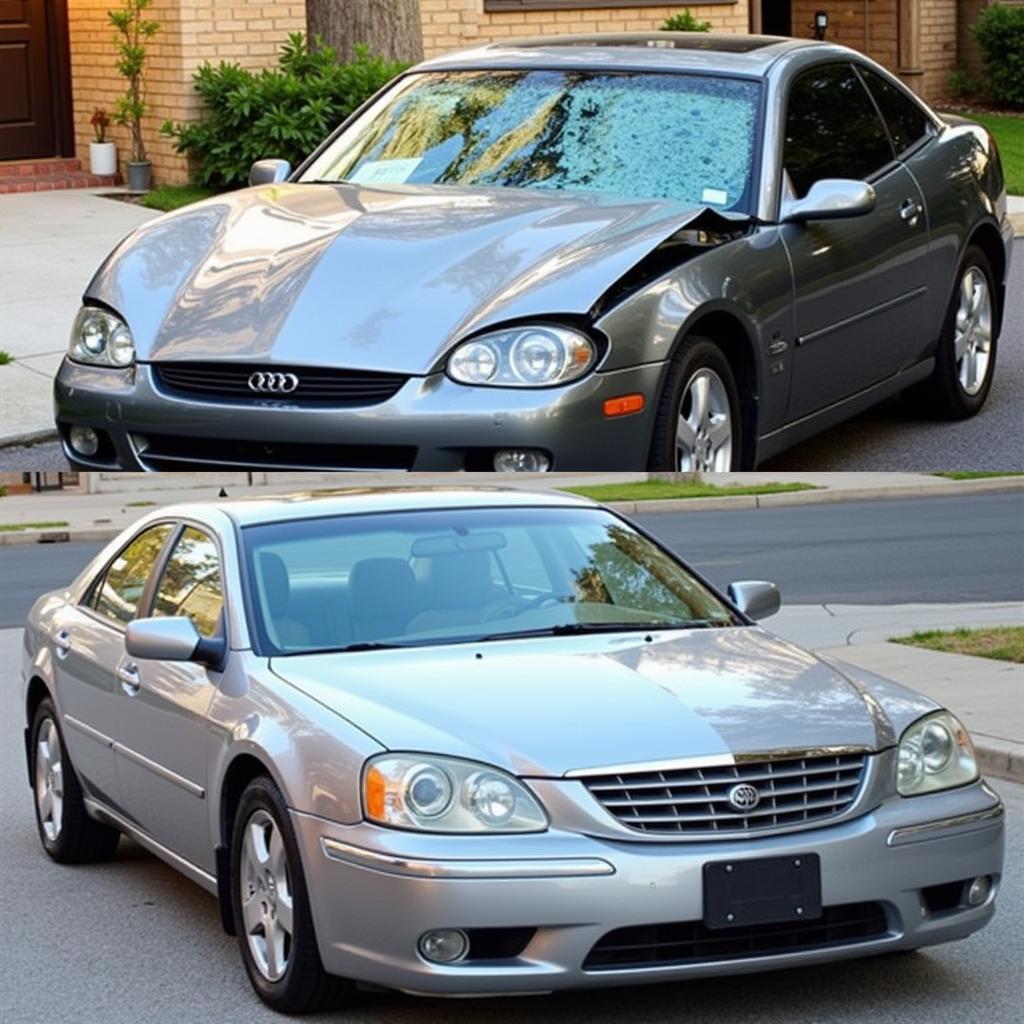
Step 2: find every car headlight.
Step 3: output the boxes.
[447,325,597,387]
[897,711,978,796]
[69,307,135,367]
[363,754,548,833]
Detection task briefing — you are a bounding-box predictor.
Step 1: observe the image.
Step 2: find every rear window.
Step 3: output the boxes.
[858,66,933,156]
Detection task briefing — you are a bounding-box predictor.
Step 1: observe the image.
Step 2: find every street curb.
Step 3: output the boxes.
[975,738,1024,785]
[0,527,115,547]
[602,476,1024,516]
[0,428,59,449]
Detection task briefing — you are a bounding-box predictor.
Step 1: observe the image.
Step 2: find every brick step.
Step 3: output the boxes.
[0,157,84,175]
[0,170,122,194]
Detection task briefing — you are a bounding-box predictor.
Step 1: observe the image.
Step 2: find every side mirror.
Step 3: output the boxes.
[727,580,781,621]
[126,617,225,667]
[249,159,292,187]
[781,179,876,223]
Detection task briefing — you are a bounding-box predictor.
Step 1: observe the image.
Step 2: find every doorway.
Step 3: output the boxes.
[0,0,73,161]
[761,0,793,37]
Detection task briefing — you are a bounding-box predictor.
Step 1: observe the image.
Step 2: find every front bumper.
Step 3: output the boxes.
[53,358,664,471]
[291,780,1003,996]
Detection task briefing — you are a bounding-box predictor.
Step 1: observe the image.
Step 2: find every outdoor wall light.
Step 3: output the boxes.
[814,11,829,40]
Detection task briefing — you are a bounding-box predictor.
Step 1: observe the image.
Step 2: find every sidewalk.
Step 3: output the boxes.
[0,190,157,443]
[1,471,1022,542]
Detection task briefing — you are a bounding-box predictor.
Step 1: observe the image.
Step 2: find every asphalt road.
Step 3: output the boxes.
[0,627,1019,1024]
[1,492,1021,628]
[1,242,1020,472]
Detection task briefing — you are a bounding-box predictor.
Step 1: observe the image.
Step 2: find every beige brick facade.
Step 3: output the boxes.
[419,2,750,56]
[67,1,305,185]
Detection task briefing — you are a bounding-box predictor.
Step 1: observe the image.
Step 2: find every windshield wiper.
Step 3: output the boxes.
[470,620,727,644]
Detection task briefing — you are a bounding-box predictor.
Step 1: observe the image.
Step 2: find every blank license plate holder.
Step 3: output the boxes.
[703,854,822,929]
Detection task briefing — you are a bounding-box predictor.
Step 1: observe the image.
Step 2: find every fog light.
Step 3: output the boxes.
[493,449,551,472]
[967,876,991,906]
[419,928,469,964]
[68,425,100,457]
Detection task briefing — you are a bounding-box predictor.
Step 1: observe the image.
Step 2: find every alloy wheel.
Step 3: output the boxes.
[35,718,64,842]
[676,367,732,471]
[240,809,294,983]
[954,266,992,396]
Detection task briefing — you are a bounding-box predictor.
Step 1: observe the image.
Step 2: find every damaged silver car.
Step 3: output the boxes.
[55,34,1013,471]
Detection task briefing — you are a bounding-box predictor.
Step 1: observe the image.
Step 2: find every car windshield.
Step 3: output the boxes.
[300,69,762,212]
[242,506,736,655]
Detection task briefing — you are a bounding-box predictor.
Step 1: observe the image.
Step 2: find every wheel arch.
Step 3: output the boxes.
[965,221,1007,335]
[25,675,52,727]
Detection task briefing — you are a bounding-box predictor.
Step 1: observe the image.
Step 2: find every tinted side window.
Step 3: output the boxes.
[91,524,174,625]
[783,63,894,198]
[858,67,931,156]
[153,527,224,638]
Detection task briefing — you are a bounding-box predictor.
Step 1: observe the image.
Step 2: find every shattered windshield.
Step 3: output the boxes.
[301,70,762,212]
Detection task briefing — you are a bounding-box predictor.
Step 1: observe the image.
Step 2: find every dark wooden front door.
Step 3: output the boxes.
[0,0,71,161]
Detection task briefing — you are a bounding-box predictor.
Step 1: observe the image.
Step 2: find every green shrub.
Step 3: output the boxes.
[972,4,1024,109]
[163,33,407,188]
[661,10,712,32]
[948,66,979,99]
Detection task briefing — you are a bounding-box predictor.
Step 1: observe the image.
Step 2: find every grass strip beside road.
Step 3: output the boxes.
[564,481,816,502]
[891,626,1024,664]
[140,185,217,212]
[933,471,1024,480]
[0,521,70,532]
[965,112,1024,196]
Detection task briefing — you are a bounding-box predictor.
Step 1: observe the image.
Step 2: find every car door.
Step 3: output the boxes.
[111,523,227,874]
[780,62,930,420]
[49,523,176,814]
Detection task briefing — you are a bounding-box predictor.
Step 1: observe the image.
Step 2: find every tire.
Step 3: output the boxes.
[904,244,998,419]
[231,776,350,1014]
[30,698,120,864]
[649,335,742,471]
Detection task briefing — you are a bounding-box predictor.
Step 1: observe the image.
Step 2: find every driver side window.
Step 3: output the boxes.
[152,527,225,638]
[88,524,174,626]
[783,63,895,199]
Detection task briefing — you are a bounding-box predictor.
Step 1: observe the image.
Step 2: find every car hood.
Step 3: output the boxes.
[269,627,937,777]
[86,182,726,374]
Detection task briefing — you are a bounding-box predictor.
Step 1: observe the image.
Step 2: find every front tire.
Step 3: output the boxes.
[231,776,349,1014]
[31,698,120,863]
[649,336,741,470]
[905,245,998,418]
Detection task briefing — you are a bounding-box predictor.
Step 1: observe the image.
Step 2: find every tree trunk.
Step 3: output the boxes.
[306,0,424,64]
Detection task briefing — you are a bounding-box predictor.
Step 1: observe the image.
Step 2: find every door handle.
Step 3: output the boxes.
[899,199,922,228]
[54,630,72,658]
[118,663,141,696]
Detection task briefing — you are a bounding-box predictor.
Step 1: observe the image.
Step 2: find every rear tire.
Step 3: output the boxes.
[904,244,997,419]
[31,698,120,864]
[231,776,350,1014]
[649,336,742,470]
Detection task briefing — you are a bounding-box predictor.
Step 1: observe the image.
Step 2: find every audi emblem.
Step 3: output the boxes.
[247,371,299,394]
[727,783,761,813]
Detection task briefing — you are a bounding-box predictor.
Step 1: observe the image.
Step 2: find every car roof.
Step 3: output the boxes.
[420,32,822,78]
[155,487,599,528]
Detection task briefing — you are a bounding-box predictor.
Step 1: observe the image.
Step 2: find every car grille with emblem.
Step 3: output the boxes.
[581,751,868,836]
[152,362,408,406]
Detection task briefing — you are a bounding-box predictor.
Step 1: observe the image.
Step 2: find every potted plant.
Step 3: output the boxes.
[109,0,159,192]
[88,109,117,176]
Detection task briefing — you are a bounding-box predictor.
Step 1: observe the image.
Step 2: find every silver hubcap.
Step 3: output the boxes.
[954,266,992,396]
[35,718,64,842]
[240,809,293,982]
[676,367,732,471]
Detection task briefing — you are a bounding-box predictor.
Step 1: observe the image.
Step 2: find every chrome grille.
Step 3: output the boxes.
[582,752,867,836]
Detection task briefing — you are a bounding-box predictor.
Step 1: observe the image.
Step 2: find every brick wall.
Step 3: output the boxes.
[67,1,305,185]
[419,2,751,57]
[790,1,899,77]
[920,0,958,98]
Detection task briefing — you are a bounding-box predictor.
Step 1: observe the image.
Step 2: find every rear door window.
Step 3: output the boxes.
[857,66,933,156]
[89,524,174,626]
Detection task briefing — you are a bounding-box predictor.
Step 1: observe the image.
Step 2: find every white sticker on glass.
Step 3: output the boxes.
[348,158,423,185]
[701,187,729,206]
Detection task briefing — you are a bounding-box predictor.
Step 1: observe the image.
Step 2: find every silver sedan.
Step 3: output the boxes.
[55,33,1012,472]
[22,489,1003,1012]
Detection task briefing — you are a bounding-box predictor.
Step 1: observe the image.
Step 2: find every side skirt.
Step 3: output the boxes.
[755,359,934,465]
[83,796,218,896]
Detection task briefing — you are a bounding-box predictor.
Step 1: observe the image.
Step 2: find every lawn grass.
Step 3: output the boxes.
[891,625,1024,664]
[0,350,13,365]
[124,500,157,507]
[564,481,816,502]
[964,111,1024,195]
[933,471,1023,480]
[140,185,217,212]
[0,521,70,532]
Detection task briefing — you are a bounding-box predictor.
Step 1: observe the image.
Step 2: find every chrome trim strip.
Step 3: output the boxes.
[320,838,615,879]
[63,714,113,748]
[796,287,928,347]
[886,803,1005,847]
[84,797,217,893]
[112,741,205,799]
[565,746,872,779]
